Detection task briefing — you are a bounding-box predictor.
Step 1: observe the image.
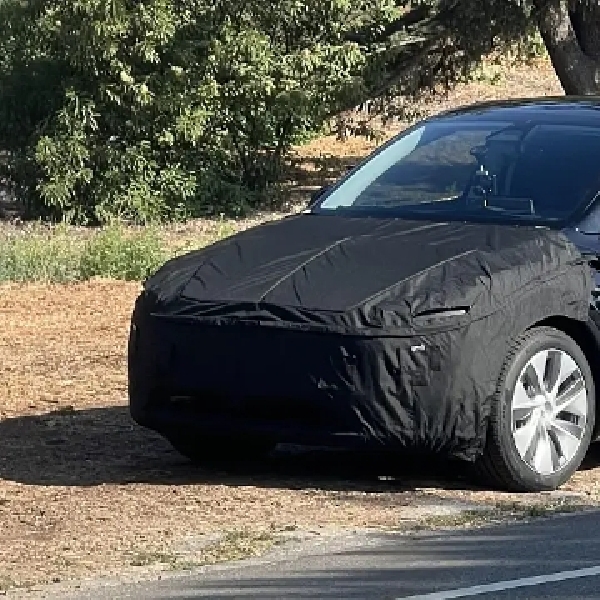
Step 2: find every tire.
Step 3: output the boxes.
[168,434,275,465]
[478,326,595,492]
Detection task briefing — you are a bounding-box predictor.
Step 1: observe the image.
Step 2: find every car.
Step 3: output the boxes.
[128,97,600,493]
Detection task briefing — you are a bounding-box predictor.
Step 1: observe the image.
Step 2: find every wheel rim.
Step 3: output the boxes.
[511,347,588,476]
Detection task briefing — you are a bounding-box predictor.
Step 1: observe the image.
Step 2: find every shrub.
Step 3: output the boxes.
[0,0,393,224]
[0,224,81,283]
[79,225,169,281]
[0,224,168,282]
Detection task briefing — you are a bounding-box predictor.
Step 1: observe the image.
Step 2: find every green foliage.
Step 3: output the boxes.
[0,215,255,282]
[0,224,82,283]
[0,0,398,224]
[351,1,538,124]
[462,31,548,87]
[78,225,168,280]
[1,0,595,225]
[0,223,169,282]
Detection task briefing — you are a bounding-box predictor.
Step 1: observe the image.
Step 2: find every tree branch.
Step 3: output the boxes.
[345,4,433,44]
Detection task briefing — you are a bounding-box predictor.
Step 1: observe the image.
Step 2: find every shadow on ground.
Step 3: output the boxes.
[1,406,599,491]
[0,406,483,491]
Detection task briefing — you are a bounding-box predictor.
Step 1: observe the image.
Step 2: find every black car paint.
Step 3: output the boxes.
[565,227,600,337]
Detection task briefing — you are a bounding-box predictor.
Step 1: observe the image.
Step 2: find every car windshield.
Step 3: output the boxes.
[313,117,600,227]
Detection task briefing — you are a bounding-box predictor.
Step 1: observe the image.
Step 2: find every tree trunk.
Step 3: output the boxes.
[534,0,600,95]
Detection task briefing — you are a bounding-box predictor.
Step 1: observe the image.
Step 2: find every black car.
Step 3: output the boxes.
[128,97,600,493]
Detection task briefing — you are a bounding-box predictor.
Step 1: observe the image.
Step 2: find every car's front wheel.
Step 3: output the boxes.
[479,326,595,492]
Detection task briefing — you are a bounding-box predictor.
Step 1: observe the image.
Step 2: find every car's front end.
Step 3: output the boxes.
[128,214,591,463]
[128,285,490,460]
[128,98,600,491]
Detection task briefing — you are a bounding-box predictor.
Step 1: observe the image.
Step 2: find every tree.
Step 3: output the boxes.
[0,0,598,224]
[342,1,600,116]
[0,0,393,223]
[534,1,600,95]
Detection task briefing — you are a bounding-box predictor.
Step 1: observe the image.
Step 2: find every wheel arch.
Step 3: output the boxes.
[526,315,600,440]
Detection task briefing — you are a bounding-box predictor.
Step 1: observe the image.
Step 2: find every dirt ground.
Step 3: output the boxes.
[2,283,600,593]
[3,59,600,595]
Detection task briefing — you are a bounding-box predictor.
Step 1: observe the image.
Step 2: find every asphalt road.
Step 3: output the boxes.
[61,509,600,600]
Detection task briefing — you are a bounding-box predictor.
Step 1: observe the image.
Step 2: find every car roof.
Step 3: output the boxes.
[428,96,600,124]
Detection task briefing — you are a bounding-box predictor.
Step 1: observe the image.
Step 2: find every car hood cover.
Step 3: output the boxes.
[144,215,591,333]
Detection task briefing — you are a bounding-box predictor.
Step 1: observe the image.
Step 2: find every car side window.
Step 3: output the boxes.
[578,195,600,233]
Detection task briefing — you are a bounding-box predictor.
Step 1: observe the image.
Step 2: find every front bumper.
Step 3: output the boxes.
[127,292,496,460]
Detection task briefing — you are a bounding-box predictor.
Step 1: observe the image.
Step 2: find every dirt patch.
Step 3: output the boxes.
[1,280,600,596]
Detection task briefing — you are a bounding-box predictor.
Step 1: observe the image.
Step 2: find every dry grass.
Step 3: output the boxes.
[2,58,596,595]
